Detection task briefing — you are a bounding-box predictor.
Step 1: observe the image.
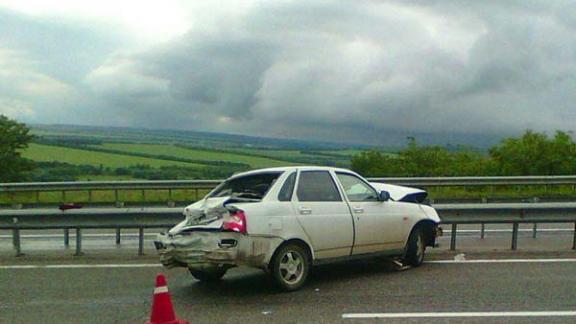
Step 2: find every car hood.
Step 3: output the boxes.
[369,182,428,203]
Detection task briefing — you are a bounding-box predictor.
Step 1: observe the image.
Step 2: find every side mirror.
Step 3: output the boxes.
[378,190,391,202]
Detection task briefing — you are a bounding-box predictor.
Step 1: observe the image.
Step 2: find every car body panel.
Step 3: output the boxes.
[292,200,354,258]
[350,200,409,254]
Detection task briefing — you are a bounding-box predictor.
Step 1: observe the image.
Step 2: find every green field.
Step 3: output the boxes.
[22,143,202,168]
[18,125,381,183]
[225,148,360,165]
[93,143,293,168]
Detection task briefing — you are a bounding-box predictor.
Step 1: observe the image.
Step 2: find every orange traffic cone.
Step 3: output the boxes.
[148,274,189,324]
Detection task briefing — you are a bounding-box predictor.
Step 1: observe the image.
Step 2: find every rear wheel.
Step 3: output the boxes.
[270,243,311,291]
[404,227,426,267]
[189,268,227,282]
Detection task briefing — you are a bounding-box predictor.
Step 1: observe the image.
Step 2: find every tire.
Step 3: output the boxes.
[403,227,426,267]
[270,243,311,291]
[189,268,227,282]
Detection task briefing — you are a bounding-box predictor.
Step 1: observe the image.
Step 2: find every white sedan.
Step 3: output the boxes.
[154,166,441,291]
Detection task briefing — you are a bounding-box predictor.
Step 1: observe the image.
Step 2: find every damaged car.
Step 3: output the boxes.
[154,166,441,291]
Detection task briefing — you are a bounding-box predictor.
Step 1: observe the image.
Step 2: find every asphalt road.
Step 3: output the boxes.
[1,254,576,323]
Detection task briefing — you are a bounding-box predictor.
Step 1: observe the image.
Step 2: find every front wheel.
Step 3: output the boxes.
[403,227,426,267]
[189,268,227,282]
[270,243,311,291]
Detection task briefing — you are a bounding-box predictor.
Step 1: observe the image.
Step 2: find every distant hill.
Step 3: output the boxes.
[31,124,377,151]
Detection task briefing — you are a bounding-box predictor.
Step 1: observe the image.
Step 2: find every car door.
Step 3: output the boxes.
[335,172,406,255]
[292,170,354,259]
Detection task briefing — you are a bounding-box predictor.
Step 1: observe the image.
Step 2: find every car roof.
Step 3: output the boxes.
[228,166,356,180]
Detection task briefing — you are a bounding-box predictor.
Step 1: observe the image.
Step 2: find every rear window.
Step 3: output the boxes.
[209,172,282,200]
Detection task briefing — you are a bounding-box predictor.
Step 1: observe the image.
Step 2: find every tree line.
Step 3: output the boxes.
[351,131,576,177]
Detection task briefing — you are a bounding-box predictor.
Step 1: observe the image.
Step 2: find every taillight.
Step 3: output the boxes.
[222,210,247,234]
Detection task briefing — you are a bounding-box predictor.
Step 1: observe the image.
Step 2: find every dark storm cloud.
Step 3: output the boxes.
[0,9,127,82]
[0,8,132,125]
[3,1,576,145]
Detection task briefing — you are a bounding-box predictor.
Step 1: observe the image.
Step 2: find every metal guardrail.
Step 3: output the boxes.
[0,208,183,256]
[0,180,222,192]
[2,176,576,206]
[436,202,576,250]
[0,180,222,205]
[2,175,576,193]
[369,175,576,187]
[1,203,576,256]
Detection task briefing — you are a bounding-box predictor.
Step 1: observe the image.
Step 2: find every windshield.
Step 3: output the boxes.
[208,172,283,200]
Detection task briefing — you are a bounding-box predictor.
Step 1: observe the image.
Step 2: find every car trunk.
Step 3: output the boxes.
[169,196,258,235]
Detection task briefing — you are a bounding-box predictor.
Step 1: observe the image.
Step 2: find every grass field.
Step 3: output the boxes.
[0,188,213,205]
[22,143,203,168]
[226,148,360,165]
[93,143,293,168]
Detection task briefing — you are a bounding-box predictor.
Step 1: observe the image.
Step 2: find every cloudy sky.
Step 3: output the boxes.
[1,0,575,145]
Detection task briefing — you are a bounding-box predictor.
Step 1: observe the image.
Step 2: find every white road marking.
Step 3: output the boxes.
[426,258,576,264]
[342,311,576,319]
[1,258,575,270]
[0,263,162,269]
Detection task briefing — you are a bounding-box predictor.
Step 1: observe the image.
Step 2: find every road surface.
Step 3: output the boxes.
[1,252,576,323]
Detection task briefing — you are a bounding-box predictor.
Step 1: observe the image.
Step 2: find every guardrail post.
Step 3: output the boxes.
[35,191,40,205]
[195,189,199,201]
[12,228,23,257]
[115,228,121,245]
[141,190,146,202]
[511,222,519,250]
[64,229,70,247]
[532,223,538,238]
[480,223,485,239]
[61,190,66,202]
[74,228,83,256]
[450,224,457,250]
[114,190,119,205]
[138,227,144,256]
[88,190,92,203]
[572,222,576,250]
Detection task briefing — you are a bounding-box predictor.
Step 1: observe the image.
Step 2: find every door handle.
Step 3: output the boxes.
[352,207,364,213]
[298,207,312,215]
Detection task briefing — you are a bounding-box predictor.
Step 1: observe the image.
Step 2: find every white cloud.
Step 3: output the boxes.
[0,0,191,43]
[0,48,73,97]
[0,97,35,119]
[0,47,79,123]
[84,54,169,98]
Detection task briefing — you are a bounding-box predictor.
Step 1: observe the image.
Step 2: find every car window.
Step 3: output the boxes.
[278,172,296,201]
[209,172,282,199]
[336,173,378,202]
[296,171,342,202]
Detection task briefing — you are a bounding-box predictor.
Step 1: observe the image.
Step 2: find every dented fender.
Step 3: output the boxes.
[155,231,284,270]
